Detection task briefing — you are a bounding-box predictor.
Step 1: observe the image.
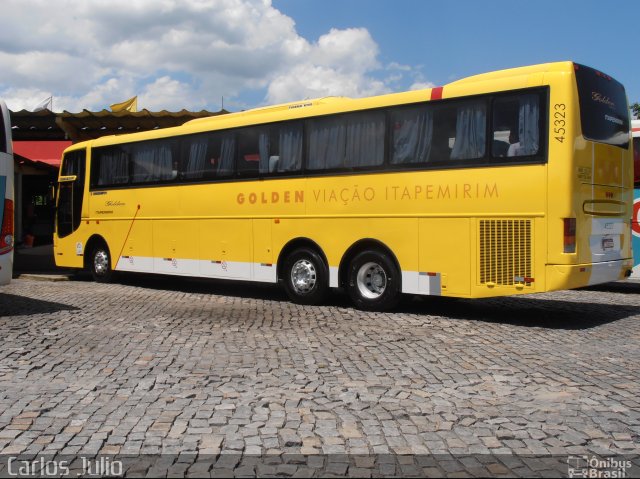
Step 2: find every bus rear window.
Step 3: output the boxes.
[575,64,629,148]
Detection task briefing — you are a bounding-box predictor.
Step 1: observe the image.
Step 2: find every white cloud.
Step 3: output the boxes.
[139,76,199,111]
[0,0,430,112]
[266,64,388,104]
[1,88,53,112]
[265,28,388,104]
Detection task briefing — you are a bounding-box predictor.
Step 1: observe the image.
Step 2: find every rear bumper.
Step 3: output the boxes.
[547,259,634,291]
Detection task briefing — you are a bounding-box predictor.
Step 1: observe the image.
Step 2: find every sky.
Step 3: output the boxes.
[1,0,639,114]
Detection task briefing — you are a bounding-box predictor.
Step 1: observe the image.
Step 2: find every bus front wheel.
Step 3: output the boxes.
[347,250,400,311]
[282,248,328,305]
[90,243,114,283]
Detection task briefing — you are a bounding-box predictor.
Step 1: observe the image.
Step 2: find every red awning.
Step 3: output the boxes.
[13,140,71,167]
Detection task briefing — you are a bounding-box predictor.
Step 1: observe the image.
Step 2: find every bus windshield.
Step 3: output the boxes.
[575,63,629,148]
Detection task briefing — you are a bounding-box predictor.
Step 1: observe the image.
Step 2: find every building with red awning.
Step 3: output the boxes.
[10,107,226,247]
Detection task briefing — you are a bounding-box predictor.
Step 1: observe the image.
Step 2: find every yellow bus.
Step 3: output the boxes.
[53,61,634,311]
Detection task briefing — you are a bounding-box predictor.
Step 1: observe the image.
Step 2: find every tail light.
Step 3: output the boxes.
[563,218,576,254]
[0,199,14,254]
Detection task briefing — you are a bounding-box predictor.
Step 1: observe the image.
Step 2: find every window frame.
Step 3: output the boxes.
[88,86,549,191]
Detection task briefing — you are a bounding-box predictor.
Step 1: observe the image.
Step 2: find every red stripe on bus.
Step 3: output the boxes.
[430,87,443,100]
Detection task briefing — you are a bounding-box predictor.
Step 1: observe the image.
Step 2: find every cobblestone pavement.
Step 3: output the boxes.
[0,276,639,477]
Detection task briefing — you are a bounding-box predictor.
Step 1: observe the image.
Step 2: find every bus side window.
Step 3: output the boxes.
[450,99,487,160]
[344,111,385,168]
[270,122,303,174]
[130,139,177,184]
[307,111,384,171]
[492,98,517,157]
[213,132,236,178]
[181,132,235,180]
[182,133,214,180]
[430,104,457,162]
[93,147,129,187]
[307,116,347,170]
[390,105,433,165]
[236,128,261,177]
[230,122,304,177]
[492,94,540,159]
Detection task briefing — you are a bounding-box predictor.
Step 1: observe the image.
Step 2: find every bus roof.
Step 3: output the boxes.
[62,61,593,155]
[447,61,575,86]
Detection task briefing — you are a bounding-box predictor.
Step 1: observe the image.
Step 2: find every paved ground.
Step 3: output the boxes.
[0,275,639,477]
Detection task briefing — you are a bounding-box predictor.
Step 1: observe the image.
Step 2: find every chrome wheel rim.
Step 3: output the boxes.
[94,250,109,276]
[356,262,387,299]
[290,259,317,294]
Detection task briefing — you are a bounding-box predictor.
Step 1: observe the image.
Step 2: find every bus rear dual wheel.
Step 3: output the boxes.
[283,248,400,311]
[347,250,400,312]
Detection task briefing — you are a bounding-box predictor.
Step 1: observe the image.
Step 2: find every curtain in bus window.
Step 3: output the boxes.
[278,124,303,172]
[217,134,235,176]
[391,108,433,164]
[185,138,208,179]
[450,102,486,160]
[518,94,539,155]
[345,112,385,167]
[97,149,128,185]
[308,118,347,170]
[132,144,173,182]
[258,132,270,174]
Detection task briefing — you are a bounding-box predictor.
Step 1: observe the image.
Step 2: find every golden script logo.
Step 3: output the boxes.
[591,91,615,109]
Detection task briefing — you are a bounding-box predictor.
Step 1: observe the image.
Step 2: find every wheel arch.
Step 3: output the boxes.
[338,238,402,289]
[277,237,329,283]
[83,234,110,270]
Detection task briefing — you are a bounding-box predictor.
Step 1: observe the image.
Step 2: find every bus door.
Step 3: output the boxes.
[56,149,86,238]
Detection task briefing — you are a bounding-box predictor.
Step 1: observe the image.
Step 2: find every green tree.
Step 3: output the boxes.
[632,102,640,119]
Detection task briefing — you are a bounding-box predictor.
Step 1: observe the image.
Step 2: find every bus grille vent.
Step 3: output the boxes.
[479,219,532,286]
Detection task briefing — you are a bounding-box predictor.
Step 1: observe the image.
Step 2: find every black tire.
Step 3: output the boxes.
[282,248,329,305]
[89,242,114,283]
[347,250,400,311]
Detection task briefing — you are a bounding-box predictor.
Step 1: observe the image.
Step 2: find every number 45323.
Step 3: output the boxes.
[554,103,566,143]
